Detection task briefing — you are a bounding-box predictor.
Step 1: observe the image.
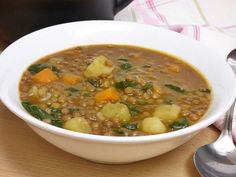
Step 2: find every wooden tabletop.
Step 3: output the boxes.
[0,101,219,177]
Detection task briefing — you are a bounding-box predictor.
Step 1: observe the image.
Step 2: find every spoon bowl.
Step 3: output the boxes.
[194,49,236,177]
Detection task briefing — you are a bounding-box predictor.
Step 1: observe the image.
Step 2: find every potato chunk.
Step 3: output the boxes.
[140,117,166,134]
[84,55,114,78]
[154,104,181,123]
[63,117,92,134]
[101,103,131,122]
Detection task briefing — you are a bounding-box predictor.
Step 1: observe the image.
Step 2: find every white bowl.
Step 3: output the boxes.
[0,21,235,164]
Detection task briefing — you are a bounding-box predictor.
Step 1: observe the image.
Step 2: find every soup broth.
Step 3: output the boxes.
[19,44,211,136]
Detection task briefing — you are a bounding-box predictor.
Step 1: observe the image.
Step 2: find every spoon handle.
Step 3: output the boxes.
[220,100,235,138]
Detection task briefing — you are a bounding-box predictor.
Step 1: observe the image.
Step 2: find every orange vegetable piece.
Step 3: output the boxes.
[167,64,180,73]
[61,74,81,85]
[95,87,120,102]
[32,68,58,84]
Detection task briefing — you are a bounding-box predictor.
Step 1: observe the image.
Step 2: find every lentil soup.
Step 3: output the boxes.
[19,44,211,136]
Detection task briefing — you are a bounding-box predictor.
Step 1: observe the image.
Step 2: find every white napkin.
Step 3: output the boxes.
[115,0,236,141]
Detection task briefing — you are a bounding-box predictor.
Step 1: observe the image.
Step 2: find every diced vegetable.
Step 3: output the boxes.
[170,118,189,130]
[32,68,58,84]
[115,80,138,89]
[167,64,180,73]
[140,117,166,134]
[63,117,92,133]
[95,87,120,102]
[165,84,186,93]
[154,104,181,123]
[101,103,131,122]
[61,74,81,85]
[84,55,114,78]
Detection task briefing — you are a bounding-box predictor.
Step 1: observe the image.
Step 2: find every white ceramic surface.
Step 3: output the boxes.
[0,21,236,164]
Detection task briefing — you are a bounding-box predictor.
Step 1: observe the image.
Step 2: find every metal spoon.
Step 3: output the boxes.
[193,49,236,177]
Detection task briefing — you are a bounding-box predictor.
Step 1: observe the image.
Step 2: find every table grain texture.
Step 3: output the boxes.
[0,101,220,177]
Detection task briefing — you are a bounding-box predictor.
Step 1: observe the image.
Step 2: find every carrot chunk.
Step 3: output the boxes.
[32,68,58,84]
[95,87,120,102]
[167,64,180,73]
[61,74,81,85]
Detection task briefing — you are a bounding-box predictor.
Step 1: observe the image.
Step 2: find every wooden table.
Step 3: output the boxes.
[0,101,219,177]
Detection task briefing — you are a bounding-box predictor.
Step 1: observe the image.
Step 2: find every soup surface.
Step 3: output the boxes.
[19,44,211,136]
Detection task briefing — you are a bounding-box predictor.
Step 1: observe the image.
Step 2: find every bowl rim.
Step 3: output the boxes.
[1,20,236,144]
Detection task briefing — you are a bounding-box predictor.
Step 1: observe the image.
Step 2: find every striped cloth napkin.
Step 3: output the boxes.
[115,0,236,141]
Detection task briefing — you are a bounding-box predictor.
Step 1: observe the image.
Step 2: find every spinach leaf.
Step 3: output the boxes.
[122,122,138,130]
[142,64,152,68]
[28,63,59,75]
[127,104,141,116]
[165,84,186,93]
[51,108,61,119]
[137,99,149,105]
[82,91,91,97]
[22,101,53,120]
[113,128,125,136]
[170,118,189,130]
[69,108,79,113]
[65,87,79,93]
[199,88,211,93]
[115,80,138,89]
[28,64,47,74]
[87,79,100,87]
[142,82,153,91]
[22,102,63,127]
[120,63,132,70]
[51,119,63,127]
[117,57,129,62]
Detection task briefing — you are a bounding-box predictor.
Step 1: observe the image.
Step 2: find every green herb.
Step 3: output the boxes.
[65,87,79,93]
[51,119,63,127]
[199,88,211,93]
[22,102,63,127]
[82,92,91,97]
[28,63,60,75]
[122,122,138,130]
[51,108,61,119]
[69,108,79,113]
[115,80,138,89]
[120,63,132,70]
[113,128,125,136]
[142,82,153,91]
[170,118,189,130]
[50,65,60,73]
[22,101,53,120]
[127,104,141,116]
[87,79,100,87]
[142,64,152,68]
[137,99,149,105]
[165,84,186,93]
[117,57,129,62]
